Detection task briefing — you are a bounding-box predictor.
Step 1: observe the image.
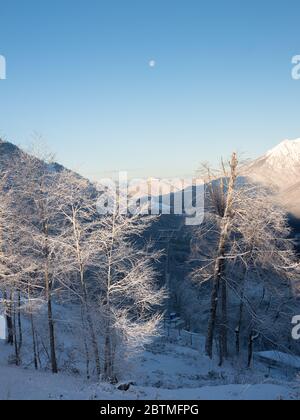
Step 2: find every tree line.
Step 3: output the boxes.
[0,145,165,382]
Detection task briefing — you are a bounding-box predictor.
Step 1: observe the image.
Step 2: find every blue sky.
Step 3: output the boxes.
[0,0,300,179]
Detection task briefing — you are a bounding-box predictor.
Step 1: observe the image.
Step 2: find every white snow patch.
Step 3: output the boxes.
[0,322,299,400]
[255,351,300,370]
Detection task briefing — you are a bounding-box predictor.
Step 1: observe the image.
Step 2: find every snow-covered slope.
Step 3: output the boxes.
[245,138,300,216]
[264,139,300,170]
[0,335,298,400]
[245,139,300,188]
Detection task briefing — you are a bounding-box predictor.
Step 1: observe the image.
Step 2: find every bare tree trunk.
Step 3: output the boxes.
[104,328,112,380]
[104,324,117,384]
[27,283,38,370]
[247,331,259,368]
[247,331,254,368]
[104,217,118,383]
[206,268,220,358]
[73,208,101,380]
[220,275,228,359]
[3,291,14,345]
[80,308,90,380]
[45,263,58,374]
[17,292,22,353]
[30,311,38,370]
[12,300,20,366]
[47,290,58,373]
[85,308,101,379]
[80,269,101,380]
[236,283,245,356]
[83,334,90,380]
[6,312,14,345]
[44,225,58,374]
[235,302,243,356]
[104,216,116,383]
[205,155,238,358]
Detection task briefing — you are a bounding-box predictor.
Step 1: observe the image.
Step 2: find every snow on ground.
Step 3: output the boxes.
[0,334,299,400]
[124,384,293,401]
[0,362,295,400]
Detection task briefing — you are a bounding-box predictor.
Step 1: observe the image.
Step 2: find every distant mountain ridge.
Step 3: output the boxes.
[2,137,300,217]
[0,138,75,177]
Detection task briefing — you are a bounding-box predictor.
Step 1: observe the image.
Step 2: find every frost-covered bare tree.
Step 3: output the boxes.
[93,210,166,382]
[192,154,299,363]
[228,185,299,364]
[0,155,29,364]
[0,168,15,345]
[194,153,238,360]
[54,172,166,382]
[1,138,166,382]
[13,149,62,373]
[53,170,102,379]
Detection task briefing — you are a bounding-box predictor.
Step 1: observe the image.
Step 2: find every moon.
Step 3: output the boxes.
[149,60,156,68]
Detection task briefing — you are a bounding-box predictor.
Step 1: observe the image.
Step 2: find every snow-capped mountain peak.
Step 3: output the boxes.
[264,138,300,169]
[246,138,300,187]
[245,138,300,216]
